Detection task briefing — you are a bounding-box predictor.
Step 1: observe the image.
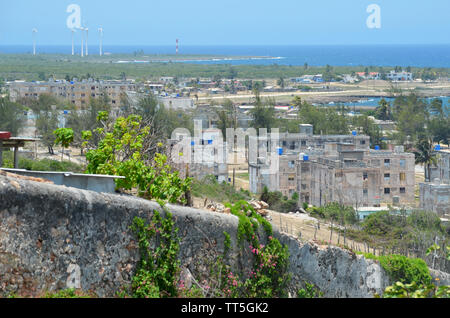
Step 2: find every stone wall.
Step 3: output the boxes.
[0,174,448,298]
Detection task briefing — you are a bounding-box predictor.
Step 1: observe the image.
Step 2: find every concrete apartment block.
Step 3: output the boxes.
[420,150,450,218]
[296,146,415,208]
[249,125,415,208]
[420,182,450,218]
[8,79,139,109]
[168,130,229,183]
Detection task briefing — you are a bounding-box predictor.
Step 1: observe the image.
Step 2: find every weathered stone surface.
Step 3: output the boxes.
[0,174,448,297]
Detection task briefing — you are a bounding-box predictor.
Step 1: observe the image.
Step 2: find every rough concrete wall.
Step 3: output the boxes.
[0,174,448,298]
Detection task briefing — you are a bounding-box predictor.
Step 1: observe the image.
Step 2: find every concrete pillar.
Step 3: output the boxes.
[14,146,19,169]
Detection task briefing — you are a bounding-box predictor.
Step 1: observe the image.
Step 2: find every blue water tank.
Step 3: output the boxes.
[352,131,357,136]
[208,140,213,145]
[375,145,380,150]
[435,145,441,151]
[191,141,195,146]
[278,148,283,155]
[303,155,309,161]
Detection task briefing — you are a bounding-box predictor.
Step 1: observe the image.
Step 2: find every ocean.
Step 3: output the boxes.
[2,44,450,68]
[325,96,449,114]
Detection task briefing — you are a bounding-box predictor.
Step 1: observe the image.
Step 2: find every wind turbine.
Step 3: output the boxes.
[78,26,85,57]
[32,28,38,55]
[85,27,89,56]
[98,27,103,56]
[71,29,76,55]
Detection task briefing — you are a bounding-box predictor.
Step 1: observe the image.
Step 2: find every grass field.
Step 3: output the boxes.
[2,53,450,82]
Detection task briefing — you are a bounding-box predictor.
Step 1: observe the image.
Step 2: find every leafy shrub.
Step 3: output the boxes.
[1,151,84,172]
[381,281,450,298]
[359,253,432,286]
[260,186,299,213]
[378,254,432,285]
[43,288,92,298]
[297,282,323,298]
[191,175,251,204]
[83,113,191,205]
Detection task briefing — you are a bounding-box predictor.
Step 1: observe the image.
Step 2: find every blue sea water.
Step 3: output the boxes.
[2,44,450,68]
[327,96,450,115]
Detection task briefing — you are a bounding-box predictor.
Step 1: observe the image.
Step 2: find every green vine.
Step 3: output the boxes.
[129,211,181,298]
[224,201,291,298]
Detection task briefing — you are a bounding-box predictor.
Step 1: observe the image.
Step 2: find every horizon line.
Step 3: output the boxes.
[2,43,450,47]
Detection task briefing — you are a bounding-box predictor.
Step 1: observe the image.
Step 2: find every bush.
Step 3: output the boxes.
[260,187,299,213]
[360,252,432,285]
[378,254,432,285]
[191,175,251,204]
[1,151,84,172]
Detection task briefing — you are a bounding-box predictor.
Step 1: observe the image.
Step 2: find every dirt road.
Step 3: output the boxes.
[269,210,376,254]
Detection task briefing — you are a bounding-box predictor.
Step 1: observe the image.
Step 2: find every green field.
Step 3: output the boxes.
[1,53,449,82]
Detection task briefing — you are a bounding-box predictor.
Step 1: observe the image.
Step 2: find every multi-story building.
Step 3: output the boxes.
[8,79,140,109]
[386,71,413,82]
[168,128,228,183]
[420,149,450,218]
[249,125,415,208]
[296,144,415,208]
[252,124,370,155]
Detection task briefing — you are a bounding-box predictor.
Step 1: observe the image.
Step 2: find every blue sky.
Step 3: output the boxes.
[0,0,449,46]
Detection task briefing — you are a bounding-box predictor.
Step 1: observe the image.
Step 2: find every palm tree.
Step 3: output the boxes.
[375,98,392,121]
[413,137,437,182]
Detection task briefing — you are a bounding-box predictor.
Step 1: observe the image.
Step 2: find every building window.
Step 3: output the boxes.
[360,140,366,145]
[290,142,295,150]
[400,187,406,194]
[384,188,390,194]
[288,161,295,168]
[301,140,306,146]
[363,172,368,180]
[400,159,406,167]
[363,189,368,195]
[288,176,295,182]
[384,173,390,181]
[400,172,406,182]
[384,159,390,167]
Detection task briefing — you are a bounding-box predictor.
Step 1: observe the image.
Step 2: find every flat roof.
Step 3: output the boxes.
[0,137,40,147]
